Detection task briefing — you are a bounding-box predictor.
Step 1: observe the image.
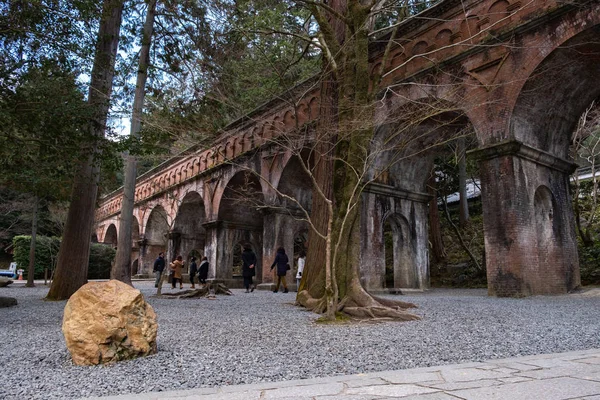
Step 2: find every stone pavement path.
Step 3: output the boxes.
[90,348,600,400]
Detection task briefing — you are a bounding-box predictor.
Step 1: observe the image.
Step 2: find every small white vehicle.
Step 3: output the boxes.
[0,262,18,279]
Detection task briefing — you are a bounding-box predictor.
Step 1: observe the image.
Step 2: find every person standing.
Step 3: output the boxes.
[197,256,209,285]
[241,245,257,293]
[153,252,165,288]
[270,247,289,293]
[170,255,184,289]
[188,256,198,289]
[296,250,305,291]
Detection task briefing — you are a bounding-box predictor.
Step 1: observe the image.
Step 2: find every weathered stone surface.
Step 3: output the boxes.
[62,280,157,366]
[0,278,13,287]
[0,296,17,307]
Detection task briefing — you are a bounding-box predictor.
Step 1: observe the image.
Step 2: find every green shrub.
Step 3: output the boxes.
[579,242,600,286]
[13,236,61,279]
[88,243,116,279]
[12,235,115,279]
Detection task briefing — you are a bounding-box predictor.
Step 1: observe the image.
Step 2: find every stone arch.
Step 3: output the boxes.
[511,25,600,159]
[225,139,235,159]
[488,0,510,25]
[207,150,216,168]
[131,216,140,243]
[144,204,169,272]
[296,102,309,126]
[389,51,406,75]
[172,191,207,263]
[411,40,428,56]
[460,15,480,41]
[243,131,254,152]
[283,110,295,129]
[373,98,475,193]
[383,213,418,289]
[145,205,169,247]
[253,125,264,147]
[435,29,453,47]
[103,223,118,247]
[216,144,226,163]
[276,152,313,213]
[131,258,139,276]
[218,171,264,226]
[216,171,265,283]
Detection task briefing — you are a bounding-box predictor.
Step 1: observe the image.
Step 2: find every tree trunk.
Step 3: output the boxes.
[47,0,125,300]
[26,195,38,287]
[297,1,419,321]
[458,137,469,228]
[428,171,446,263]
[112,0,156,285]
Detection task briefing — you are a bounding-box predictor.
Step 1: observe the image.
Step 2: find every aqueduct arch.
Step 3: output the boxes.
[94,0,600,295]
[142,205,169,273]
[474,23,600,296]
[103,224,118,248]
[172,191,207,266]
[214,171,264,285]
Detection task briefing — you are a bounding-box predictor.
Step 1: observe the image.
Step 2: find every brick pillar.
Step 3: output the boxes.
[136,237,148,274]
[472,141,580,297]
[202,221,219,280]
[360,183,431,292]
[261,208,294,288]
[359,190,385,291]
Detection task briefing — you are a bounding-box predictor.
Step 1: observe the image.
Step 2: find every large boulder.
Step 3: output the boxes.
[62,280,158,366]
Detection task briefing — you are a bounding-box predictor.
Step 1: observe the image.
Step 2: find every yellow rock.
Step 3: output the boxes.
[62,280,158,366]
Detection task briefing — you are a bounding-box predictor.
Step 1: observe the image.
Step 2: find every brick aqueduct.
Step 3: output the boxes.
[96,0,600,296]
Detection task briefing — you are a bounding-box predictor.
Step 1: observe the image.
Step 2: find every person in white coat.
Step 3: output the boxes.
[296,251,306,291]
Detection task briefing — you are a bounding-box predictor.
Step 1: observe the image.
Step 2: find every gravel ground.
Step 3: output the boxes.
[1,281,600,400]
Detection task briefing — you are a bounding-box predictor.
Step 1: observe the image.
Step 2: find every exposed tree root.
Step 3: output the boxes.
[371,295,417,310]
[159,283,232,299]
[297,286,420,322]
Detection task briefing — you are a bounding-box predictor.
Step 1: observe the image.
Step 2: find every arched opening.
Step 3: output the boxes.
[384,214,418,289]
[145,205,169,272]
[131,217,140,243]
[187,249,202,263]
[368,101,481,291]
[131,259,139,276]
[383,220,394,288]
[217,171,264,283]
[278,154,313,214]
[103,224,118,248]
[172,191,207,264]
[512,25,600,158]
[496,25,600,294]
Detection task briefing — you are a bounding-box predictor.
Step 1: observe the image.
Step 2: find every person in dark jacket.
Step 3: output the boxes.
[189,257,198,289]
[197,256,209,284]
[153,252,165,288]
[270,247,289,293]
[241,245,257,293]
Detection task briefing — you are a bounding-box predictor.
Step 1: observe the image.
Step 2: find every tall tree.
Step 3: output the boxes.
[0,65,92,286]
[48,0,125,300]
[112,0,157,284]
